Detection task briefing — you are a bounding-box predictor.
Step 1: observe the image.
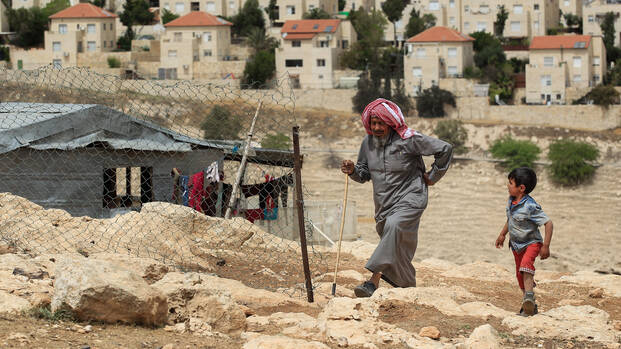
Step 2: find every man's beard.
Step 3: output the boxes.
[374,135,387,147]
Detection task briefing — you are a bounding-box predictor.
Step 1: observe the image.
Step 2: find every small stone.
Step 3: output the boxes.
[77,329,87,334]
[162,344,176,349]
[80,346,90,349]
[589,288,604,298]
[419,326,441,340]
[84,325,93,333]
[613,320,621,331]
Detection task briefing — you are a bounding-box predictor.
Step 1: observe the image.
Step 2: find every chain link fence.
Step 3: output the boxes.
[0,65,334,299]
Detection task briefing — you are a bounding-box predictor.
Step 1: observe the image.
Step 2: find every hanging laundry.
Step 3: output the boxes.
[205,161,220,183]
[189,171,206,212]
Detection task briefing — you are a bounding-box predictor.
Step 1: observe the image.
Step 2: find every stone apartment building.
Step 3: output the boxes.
[404,26,474,95]
[160,0,241,18]
[583,0,621,47]
[276,19,354,88]
[11,0,57,9]
[396,0,559,43]
[160,11,232,79]
[274,0,339,25]
[1,1,8,33]
[45,3,117,68]
[560,0,583,18]
[525,34,606,104]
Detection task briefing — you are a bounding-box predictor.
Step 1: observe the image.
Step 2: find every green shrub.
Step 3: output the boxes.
[548,139,599,186]
[29,305,74,322]
[489,136,540,170]
[107,56,121,68]
[201,105,243,140]
[415,86,456,118]
[572,85,620,107]
[261,132,291,150]
[433,119,468,154]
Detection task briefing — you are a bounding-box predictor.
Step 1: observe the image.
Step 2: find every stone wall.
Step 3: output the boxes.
[192,60,245,80]
[77,52,132,69]
[292,88,357,113]
[9,47,49,70]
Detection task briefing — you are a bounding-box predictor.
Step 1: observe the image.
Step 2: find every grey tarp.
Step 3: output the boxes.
[350,129,453,287]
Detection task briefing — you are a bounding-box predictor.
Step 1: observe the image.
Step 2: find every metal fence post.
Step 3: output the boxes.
[292,126,313,303]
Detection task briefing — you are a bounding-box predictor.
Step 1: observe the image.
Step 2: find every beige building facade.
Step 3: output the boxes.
[45,3,117,68]
[160,11,232,80]
[160,0,242,18]
[275,0,338,24]
[1,0,8,33]
[276,19,354,88]
[525,35,606,104]
[583,0,621,47]
[404,26,474,96]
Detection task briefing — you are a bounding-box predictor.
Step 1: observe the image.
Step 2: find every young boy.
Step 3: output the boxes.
[495,167,554,316]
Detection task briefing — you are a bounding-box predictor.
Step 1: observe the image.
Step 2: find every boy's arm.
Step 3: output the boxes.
[495,220,509,248]
[539,220,553,259]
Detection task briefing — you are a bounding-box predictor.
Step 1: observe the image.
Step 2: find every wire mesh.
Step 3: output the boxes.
[0,65,332,298]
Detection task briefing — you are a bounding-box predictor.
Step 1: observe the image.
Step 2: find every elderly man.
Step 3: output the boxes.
[341,98,453,297]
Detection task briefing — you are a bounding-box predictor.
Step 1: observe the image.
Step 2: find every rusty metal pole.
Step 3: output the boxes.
[292,126,313,303]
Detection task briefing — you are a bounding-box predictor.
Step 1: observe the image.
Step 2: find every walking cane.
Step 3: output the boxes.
[331,173,349,296]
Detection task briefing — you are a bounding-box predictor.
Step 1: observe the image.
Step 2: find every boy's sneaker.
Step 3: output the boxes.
[354,281,377,298]
[521,292,537,316]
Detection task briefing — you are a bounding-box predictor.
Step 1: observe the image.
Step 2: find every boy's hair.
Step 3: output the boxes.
[508,167,537,194]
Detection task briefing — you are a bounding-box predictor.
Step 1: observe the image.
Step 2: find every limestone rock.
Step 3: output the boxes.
[419,326,441,339]
[243,334,330,349]
[441,261,513,282]
[0,289,32,313]
[502,305,617,342]
[90,253,169,284]
[461,324,501,349]
[51,256,168,326]
[589,287,604,298]
[558,271,621,297]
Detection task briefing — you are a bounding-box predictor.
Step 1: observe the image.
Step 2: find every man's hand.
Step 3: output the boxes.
[423,173,435,186]
[495,234,506,249]
[341,160,354,175]
[539,245,550,259]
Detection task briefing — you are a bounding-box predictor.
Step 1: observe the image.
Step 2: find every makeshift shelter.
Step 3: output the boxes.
[0,102,295,218]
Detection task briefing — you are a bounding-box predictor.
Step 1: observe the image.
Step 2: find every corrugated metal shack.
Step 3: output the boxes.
[0,102,294,218]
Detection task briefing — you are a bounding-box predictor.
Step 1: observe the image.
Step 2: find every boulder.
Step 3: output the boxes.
[51,256,168,326]
[460,324,501,349]
[0,289,32,313]
[558,271,621,297]
[419,326,441,339]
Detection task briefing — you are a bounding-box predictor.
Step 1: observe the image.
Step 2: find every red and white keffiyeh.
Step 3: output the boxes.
[361,98,415,139]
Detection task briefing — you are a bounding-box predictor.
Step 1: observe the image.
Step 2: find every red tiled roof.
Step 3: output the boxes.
[407,26,473,43]
[49,3,117,19]
[165,11,232,27]
[281,19,340,34]
[529,35,591,49]
[283,33,315,40]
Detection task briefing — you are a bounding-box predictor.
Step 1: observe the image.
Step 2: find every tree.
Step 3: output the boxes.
[415,86,456,118]
[242,50,275,88]
[338,0,346,11]
[563,13,582,33]
[303,8,331,19]
[161,8,179,25]
[340,8,387,69]
[405,8,435,39]
[261,132,291,150]
[600,12,621,65]
[494,5,508,37]
[88,0,106,8]
[381,0,406,46]
[245,27,279,54]
[434,120,468,154]
[118,0,154,50]
[605,59,621,86]
[264,0,278,26]
[7,7,48,47]
[231,0,264,37]
[548,140,599,186]
[201,105,243,140]
[43,0,70,17]
[352,70,382,113]
[573,85,620,107]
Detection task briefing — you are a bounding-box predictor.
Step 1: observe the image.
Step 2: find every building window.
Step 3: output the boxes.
[53,41,61,52]
[479,5,489,14]
[534,21,540,31]
[543,57,553,67]
[594,74,600,82]
[59,24,67,34]
[203,49,212,56]
[317,59,326,66]
[292,40,301,47]
[175,2,184,12]
[464,5,469,13]
[593,56,600,66]
[510,21,520,32]
[588,15,594,23]
[541,75,551,86]
[206,1,215,11]
[87,41,96,51]
[286,5,295,14]
[318,74,323,79]
[477,22,486,31]
[87,24,96,33]
[416,48,425,57]
[203,32,212,42]
[573,74,582,82]
[102,167,153,209]
[464,22,470,31]
[103,23,106,31]
[285,59,303,67]
[174,32,182,42]
[448,47,457,57]
[534,3,539,10]
[449,17,455,26]
[556,94,561,100]
[342,40,349,49]
[164,2,169,9]
[168,50,177,57]
[573,56,581,68]
[103,41,107,48]
[229,0,234,8]
[412,67,422,77]
[111,40,114,48]
[448,66,457,76]
[564,0,570,5]
[429,0,439,10]
[319,40,329,47]
[449,0,455,7]
[513,5,523,14]
[52,59,62,69]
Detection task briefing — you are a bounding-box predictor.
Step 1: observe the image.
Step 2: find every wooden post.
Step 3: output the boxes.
[292,126,313,303]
